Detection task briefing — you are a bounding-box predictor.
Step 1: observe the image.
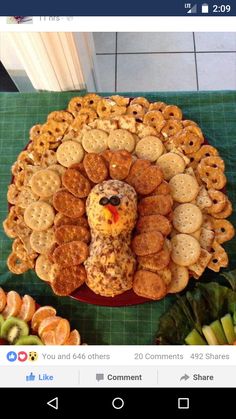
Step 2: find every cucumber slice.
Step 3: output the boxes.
[202,325,219,345]
[210,320,227,345]
[221,314,236,344]
[185,329,207,345]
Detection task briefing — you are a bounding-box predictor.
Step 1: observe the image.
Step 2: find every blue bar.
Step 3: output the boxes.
[0,0,235,16]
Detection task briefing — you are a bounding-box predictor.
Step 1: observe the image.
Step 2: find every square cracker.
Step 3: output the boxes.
[188,248,212,279]
[200,227,215,251]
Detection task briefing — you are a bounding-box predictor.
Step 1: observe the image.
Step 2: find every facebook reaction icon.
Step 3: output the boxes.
[6,351,17,362]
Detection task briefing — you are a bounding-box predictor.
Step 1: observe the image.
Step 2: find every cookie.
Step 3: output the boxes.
[173,203,203,234]
[52,265,86,296]
[49,164,66,177]
[56,141,84,167]
[196,186,212,210]
[55,225,90,245]
[108,129,135,152]
[24,202,55,231]
[133,270,167,300]
[35,254,58,282]
[208,241,228,272]
[130,96,150,109]
[173,130,201,154]
[30,228,55,254]
[162,105,182,120]
[189,249,212,278]
[52,240,89,267]
[151,181,170,196]
[157,152,185,180]
[54,213,88,229]
[132,165,163,195]
[168,261,189,293]
[210,218,235,244]
[143,111,165,132]
[158,268,172,286]
[136,214,171,236]
[62,169,91,198]
[127,104,145,119]
[212,198,233,219]
[30,169,61,197]
[149,101,166,112]
[82,129,108,153]
[131,231,164,256]
[109,150,132,180]
[7,252,34,274]
[199,227,215,251]
[17,187,39,208]
[47,110,74,124]
[138,248,170,272]
[169,173,199,203]
[199,156,225,172]
[83,93,101,109]
[138,195,173,216]
[53,189,85,218]
[135,136,164,162]
[83,153,108,183]
[161,120,182,139]
[116,115,136,133]
[136,124,158,139]
[207,189,227,214]
[197,165,226,190]
[195,144,219,161]
[125,159,151,186]
[171,233,201,266]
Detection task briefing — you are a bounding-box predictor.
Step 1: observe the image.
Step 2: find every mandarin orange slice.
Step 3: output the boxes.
[38,316,62,338]
[54,319,70,345]
[41,330,56,345]
[2,291,22,319]
[18,295,36,322]
[0,288,7,312]
[64,329,81,345]
[31,306,57,332]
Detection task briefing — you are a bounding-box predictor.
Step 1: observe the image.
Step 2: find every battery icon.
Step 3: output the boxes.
[202,3,209,13]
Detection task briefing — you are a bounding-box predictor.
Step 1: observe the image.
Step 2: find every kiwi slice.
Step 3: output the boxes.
[15,335,43,345]
[0,315,4,337]
[1,317,29,344]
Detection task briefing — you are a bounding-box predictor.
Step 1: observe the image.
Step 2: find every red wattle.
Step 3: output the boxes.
[106,204,119,223]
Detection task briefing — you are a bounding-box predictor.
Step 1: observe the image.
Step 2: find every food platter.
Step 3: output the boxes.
[3,94,235,308]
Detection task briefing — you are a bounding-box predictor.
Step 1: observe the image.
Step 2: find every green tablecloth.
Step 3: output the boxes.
[0,91,235,345]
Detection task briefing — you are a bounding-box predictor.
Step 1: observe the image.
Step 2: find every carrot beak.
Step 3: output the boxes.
[105,204,119,223]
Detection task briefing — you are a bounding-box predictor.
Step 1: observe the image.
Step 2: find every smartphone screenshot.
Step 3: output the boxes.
[0,2,235,415]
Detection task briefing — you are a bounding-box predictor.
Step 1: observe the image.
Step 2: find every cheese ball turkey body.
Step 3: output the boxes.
[84,180,137,297]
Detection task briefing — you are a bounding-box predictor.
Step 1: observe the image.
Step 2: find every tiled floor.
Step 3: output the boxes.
[93,32,236,92]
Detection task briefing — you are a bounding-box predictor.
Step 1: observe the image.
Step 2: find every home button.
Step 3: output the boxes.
[112,397,124,410]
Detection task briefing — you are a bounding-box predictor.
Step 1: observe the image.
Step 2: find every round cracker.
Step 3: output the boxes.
[133,270,167,300]
[56,141,84,167]
[35,254,57,282]
[173,203,203,234]
[168,261,189,293]
[171,233,201,266]
[157,152,185,180]
[30,228,55,254]
[169,173,199,203]
[108,129,135,152]
[30,169,61,197]
[82,129,108,153]
[135,136,164,162]
[24,201,55,231]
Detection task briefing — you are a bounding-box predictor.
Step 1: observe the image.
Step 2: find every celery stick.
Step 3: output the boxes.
[221,314,236,344]
[202,325,219,345]
[210,320,227,345]
[185,329,207,345]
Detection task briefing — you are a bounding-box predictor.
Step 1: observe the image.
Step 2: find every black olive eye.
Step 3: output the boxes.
[109,195,121,206]
[99,196,109,206]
